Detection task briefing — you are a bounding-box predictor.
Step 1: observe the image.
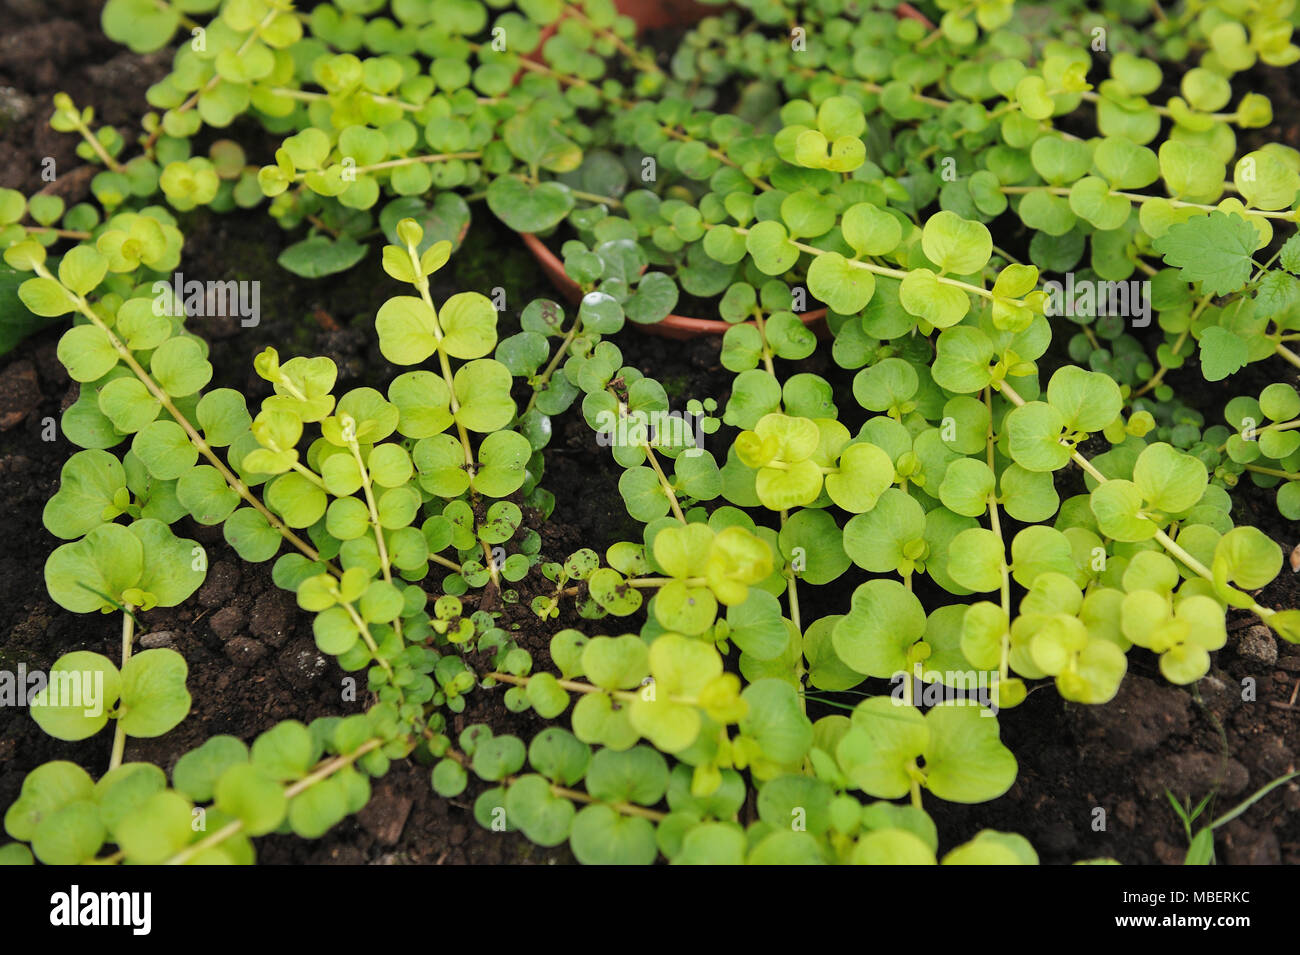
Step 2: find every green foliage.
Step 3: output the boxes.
[4,0,1299,870]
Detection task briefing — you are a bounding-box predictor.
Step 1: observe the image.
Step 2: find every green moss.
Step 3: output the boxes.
[658,373,691,400]
[431,217,552,325]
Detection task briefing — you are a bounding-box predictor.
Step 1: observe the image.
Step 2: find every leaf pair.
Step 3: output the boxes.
[45,520,205,614]
[30,648,189,742]
[837,697,1016,804]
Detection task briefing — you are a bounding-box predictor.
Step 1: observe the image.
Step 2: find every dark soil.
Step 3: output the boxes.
[2,0,1299,865]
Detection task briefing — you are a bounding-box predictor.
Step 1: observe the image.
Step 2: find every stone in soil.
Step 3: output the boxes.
[224,637,267,667]
[209,604,245,642]
[1222,822,1281,865]
[1235,624,1278,668]
[1141,752,1250,800]
[138,630,176,649]
[250,589,295,648]
[1197,670,1242,720]
[276,638,329,689]
[196,561,240,608]
[356,782,414,846]
[0,361,41,431]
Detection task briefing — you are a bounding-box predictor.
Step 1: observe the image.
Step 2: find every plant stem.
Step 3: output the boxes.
[991,243,1023,265]
[1215,418,1300,453]
[1133,290,1213,400]
[1150,526,1214,580]
[269,87,424,112]
[1245,464,1300,481]
[41,265,326,566]
[69,115,125,173]
[515,171,624,207]
[1276,343,1300,370]
[568,187,624,207]
[753,310,807,703]
[294,152,481,179]
[1131,329,1190,399]
[727,226,1010,303]
[107,606,134,772]
[549,783,667,821]
[489,670,632,699]
[644,442,687,523]
[164,739,385,865]
[660,125,771,190]
[401,235,501,589]
[984,387,1012,679]
[782,505,807,714]
[1001,184,1297,220]
[602,383,687,523]
[1077,89,1241,125]
[500,46,774,193]
[786,573,803,631]
[146,6,279,153]
[993,377,1279,623]
[915,26,945,50]
[23,225,92,240]
[42,270,405,690]
[565,1,662,76]
[752,307,779,379]
[348,437,403,642]
[431,552,463,572]
[557,576,673,597]
[289,460,327,489]
[444,745,668,821]
[524,316,583,416]
[794,67,950,110]
[340,601,392,676]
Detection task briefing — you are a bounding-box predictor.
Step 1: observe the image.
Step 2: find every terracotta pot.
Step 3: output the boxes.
[612,0,717,31]
[516,21,560,78]
[613,1,935,31]
[895,3,935,28]
[516,2,934,338]
[522,0,716,75]
[520,231,829,341]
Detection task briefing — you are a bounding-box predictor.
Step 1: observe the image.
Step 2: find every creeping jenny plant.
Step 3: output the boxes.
[1,0,1300,865]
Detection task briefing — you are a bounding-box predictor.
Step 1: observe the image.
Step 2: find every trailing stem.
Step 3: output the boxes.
[162,738,387,865]
[993,377,1280,625]
[107,606,134,772]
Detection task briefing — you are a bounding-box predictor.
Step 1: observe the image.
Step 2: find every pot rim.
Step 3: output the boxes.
[518,232,830,340]
[512,2,934,338]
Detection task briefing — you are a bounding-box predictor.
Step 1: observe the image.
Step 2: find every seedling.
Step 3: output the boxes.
[1168,769,1300,865]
